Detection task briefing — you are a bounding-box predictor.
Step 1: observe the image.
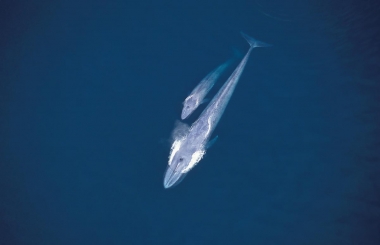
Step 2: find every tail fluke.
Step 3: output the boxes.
[241,32,272,48]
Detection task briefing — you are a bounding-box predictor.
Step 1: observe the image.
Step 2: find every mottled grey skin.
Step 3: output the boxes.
[181,60,231,120]
[164,33,271,188]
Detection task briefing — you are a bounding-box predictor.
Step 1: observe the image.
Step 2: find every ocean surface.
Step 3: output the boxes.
[1,0,379,244]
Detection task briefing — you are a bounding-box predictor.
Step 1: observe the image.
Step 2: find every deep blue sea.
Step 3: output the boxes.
[1,0,379,244]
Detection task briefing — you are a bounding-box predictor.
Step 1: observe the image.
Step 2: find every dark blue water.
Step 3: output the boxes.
[1,0,379,244]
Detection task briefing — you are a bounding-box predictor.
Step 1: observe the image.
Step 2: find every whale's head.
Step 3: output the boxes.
[181,95,198,120]
[163,138,205,188]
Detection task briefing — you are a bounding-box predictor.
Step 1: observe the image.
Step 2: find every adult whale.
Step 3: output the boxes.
[164,32,271,188]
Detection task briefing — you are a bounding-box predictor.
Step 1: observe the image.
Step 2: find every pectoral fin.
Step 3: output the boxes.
[201,98,210,104]
[206,135,218,149]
